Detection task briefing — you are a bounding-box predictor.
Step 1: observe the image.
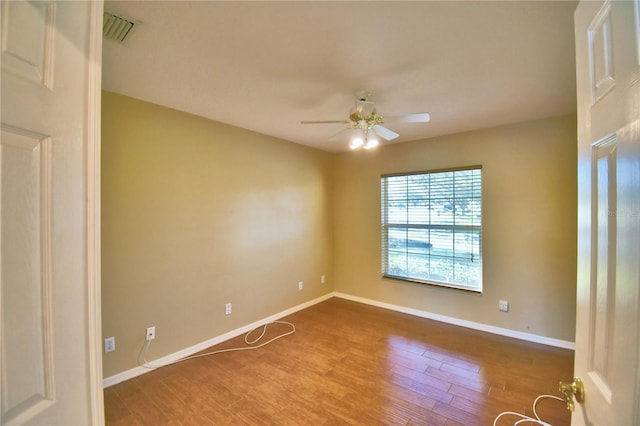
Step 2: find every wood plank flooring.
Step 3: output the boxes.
[104,297,574,425]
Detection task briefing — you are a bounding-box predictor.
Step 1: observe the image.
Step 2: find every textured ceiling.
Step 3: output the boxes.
[102,1,578,153]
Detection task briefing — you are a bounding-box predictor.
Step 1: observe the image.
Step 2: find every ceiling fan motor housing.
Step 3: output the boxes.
[349,110,384,130]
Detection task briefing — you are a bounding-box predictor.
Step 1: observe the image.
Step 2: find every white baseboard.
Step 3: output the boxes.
[103,292,334,388]
[104,290,574,387]
[332,292,575,350]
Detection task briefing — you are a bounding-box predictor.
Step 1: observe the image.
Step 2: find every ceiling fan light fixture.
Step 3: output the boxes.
[349,129,379,150]
[364,137,379,149]
[349,136,364,150]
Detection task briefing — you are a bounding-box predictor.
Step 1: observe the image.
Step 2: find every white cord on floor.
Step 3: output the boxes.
[493,394,565,426]
[140,320,296,369]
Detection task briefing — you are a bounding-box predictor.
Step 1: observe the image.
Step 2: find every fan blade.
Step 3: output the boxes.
[374,125,400,141]
[301,120,348,124]
[385,112,431,123]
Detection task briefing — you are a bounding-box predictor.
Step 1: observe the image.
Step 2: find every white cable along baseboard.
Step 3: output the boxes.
[103,291,574,388]
[102,293,334,388]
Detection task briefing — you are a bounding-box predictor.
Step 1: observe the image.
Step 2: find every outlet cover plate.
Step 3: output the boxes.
[105,337,115,352]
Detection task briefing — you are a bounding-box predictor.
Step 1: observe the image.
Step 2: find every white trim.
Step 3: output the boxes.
[86,1,104,423]
[104,290,574,388]
[103,293,334,388]
[333,292,575,350]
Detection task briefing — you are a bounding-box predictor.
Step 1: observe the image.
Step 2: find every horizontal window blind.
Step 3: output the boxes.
[381,167,482,292]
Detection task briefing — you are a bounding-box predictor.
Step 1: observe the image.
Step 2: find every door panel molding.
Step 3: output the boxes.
[0,125,55,424]
[0,1,56,89]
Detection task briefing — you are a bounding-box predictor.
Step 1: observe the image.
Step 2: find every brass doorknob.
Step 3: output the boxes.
[559,377,585,411]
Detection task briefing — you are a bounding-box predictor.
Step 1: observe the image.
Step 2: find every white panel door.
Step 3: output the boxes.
[0,1,104,424]
[573,0,640,424]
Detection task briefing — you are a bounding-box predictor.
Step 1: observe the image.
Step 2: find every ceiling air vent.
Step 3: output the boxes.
[103,12,135,43]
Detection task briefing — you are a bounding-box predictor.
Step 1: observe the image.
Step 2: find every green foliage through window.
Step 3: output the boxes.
[381,167,482,292]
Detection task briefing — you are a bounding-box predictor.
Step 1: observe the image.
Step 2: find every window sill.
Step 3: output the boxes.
[382,274,482,294]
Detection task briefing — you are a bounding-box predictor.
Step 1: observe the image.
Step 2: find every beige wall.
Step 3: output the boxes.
[102,92,577,378]
[101,92,333,377]
[333,115,577,342]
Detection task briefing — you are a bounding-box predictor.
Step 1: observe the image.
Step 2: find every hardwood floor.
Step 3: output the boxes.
[104,297,574,425]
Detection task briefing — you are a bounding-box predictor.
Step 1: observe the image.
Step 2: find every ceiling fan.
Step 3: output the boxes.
[301,92,430,150]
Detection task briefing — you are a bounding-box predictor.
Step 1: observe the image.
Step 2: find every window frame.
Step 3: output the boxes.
[380,165,483,293]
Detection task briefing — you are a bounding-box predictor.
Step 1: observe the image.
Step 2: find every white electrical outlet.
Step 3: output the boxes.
[298,281,303,291]
[321,275,325,284]
[104,336,115,352]
[225,302,232,315]
[146,326,156,341]
[499,300,509,312]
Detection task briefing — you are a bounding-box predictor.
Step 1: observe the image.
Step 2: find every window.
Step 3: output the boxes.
[381,166,482,292]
